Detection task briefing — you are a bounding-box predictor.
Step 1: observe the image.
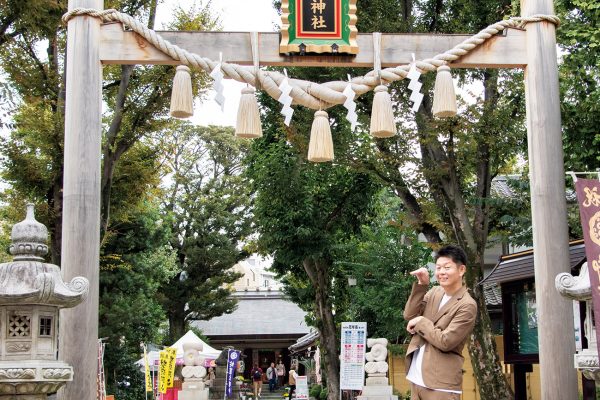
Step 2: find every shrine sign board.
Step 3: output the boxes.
[280,0,358,54]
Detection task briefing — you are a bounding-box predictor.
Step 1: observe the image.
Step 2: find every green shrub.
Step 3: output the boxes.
[309,384,322,398]
[319,387,328,400]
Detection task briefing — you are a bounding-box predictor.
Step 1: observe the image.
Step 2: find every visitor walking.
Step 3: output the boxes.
[266,362,277,392]
[288,366,297,396]
[276,360,286,389]
[251,362,263,398]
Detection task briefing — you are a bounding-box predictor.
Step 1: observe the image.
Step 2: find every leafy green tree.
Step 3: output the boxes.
[99,200,177,400]
[335,219,431,343]
[247,77,383,398]
[159,123,253,342]
[557,0,600,171]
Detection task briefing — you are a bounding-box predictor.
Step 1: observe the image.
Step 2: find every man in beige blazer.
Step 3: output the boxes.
[403,245,477,400]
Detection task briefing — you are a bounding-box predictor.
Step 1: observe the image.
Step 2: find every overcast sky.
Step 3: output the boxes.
[157,0,281,126]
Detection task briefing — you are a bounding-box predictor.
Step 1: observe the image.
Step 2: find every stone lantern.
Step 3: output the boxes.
[556,262,600,381]
[0,204,89,399]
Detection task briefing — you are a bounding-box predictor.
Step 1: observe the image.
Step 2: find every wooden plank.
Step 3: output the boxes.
[58,1,102,399]
[100,23,527,68]
[521,0,578,398]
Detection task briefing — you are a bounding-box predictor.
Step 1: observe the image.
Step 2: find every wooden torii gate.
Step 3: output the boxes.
[60,0,575,398]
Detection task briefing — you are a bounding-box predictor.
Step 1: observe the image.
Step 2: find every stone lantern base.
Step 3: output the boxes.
[0,360,73,399]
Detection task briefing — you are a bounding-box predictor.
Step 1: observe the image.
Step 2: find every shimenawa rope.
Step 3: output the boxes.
[61,9,559,111]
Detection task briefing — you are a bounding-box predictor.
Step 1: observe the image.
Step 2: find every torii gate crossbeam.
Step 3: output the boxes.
[58,0,577,398]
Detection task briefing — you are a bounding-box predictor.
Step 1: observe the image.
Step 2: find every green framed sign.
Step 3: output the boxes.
[279,0,358,54]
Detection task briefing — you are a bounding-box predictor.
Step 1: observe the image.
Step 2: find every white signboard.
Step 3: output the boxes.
[295,376,309,399]
[339,322,367,390]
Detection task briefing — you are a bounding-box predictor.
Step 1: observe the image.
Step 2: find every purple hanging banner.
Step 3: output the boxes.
[575,178,600,360]
[225,349,240,398]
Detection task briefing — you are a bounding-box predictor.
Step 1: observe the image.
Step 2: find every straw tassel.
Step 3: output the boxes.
[370,85,396,138]
[308,110,334,162]
[432,65,457,118]
[170,65,193,118]
[235,86,263,138]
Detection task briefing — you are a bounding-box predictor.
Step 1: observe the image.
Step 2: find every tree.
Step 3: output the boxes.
[335,214,431,343]
[246,79,383,398]
[0,0,219,264]
[556,0,600,171]
[159,123,254,342]
[99,200,177,400]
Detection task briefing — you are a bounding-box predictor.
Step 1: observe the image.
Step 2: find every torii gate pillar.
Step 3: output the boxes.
[58,0,103,399]
[522,0,578,398]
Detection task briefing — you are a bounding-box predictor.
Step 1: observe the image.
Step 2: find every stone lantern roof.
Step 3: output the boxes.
[0,204,88,307]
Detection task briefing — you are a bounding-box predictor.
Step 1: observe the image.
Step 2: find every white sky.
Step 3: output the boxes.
[156,0,281,126]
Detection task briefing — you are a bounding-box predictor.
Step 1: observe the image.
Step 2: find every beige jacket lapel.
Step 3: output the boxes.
[432,285,468,324]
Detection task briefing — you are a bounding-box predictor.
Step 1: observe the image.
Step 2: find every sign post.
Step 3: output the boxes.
[296,376,309,399]
[339,322,367,392]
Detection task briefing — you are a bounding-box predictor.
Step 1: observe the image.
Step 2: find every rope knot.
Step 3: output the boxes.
[510,14,560,29]
[62,8,118,25]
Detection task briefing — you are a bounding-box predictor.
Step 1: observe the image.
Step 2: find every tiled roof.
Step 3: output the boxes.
[191,291,311,336]
[479,240,586,286]
[483,283,502,306]
[289,330,320,353]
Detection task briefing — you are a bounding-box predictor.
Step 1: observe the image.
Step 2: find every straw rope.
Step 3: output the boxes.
[62,9,559,111]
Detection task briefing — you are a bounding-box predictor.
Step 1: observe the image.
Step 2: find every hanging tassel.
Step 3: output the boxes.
[235,86,263,138]
[432,65,457,118]
[370,85,396,138]
[170,65,193,118]
[308,110,334,162]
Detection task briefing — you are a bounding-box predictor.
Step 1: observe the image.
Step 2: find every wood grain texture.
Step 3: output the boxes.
[100,24,527,68]
[521,0,579,398]
[57,1,103,399]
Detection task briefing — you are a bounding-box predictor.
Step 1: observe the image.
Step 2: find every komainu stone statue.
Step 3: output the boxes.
[178,342,209,400]
[357,338,398,400]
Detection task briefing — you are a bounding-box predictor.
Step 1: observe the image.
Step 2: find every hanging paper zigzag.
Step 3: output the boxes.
[343,75,358,132]
[210,61,225,112]
[277,70,294,126]
[407,55,423,112]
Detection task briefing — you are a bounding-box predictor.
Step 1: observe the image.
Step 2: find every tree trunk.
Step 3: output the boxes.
[168,302,186,343]
[303,257,339,400]
[50,178,63,265]
[468,285,514,399]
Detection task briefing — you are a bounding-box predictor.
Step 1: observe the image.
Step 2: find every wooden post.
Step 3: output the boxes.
[58,0,103,399]
[521,0,578,398]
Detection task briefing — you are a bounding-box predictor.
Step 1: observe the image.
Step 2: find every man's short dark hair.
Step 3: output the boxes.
[435,245,467,266]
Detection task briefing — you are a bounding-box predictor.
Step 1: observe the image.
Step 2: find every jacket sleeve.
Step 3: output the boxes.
[413,301,477,352]
[403,282,430,320]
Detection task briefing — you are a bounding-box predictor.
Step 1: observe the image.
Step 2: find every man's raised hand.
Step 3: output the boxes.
[410,267,430,285]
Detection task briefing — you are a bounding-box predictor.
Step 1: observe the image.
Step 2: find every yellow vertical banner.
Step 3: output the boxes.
[158,350,168,394]
[144,346,152,392]
[166,347,177,388]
